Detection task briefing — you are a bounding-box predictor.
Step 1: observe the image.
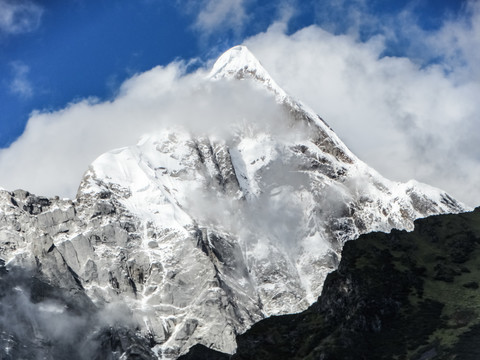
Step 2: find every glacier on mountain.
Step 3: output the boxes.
[0,45,467,359]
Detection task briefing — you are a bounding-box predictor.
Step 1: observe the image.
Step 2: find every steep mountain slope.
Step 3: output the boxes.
[0,46,466,359]
[190,207,480,360]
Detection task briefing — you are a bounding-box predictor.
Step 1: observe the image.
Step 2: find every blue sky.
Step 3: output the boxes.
[0,0,479,205]
[0,0,467,147]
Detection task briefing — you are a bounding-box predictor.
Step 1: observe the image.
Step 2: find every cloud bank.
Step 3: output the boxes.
[241,7,480,206]
[0,2,479,207]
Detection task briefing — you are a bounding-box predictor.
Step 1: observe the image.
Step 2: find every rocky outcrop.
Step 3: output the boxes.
[192,207,480,359]
[0,244,155,360]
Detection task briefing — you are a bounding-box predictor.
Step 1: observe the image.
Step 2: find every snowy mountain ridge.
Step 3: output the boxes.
[0,46,467,359]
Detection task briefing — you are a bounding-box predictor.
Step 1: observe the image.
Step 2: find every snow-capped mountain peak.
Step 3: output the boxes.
[209,45,287,98]
[210,45,266,79]
[0,46,468,359]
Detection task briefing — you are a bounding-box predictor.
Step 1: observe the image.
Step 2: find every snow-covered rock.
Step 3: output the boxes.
[0,45,467,359]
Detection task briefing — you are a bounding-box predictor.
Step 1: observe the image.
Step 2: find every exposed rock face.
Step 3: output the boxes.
[0,218,156,360]
[0,46,467,359]
[198,208,480,360]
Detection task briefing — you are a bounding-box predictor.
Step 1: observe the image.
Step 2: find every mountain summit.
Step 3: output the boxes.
[209,45,285,96]
[210,46,270,79]
[0,46,467,359]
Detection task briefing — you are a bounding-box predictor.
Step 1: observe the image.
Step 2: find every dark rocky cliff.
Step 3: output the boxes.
[181,207,480,360]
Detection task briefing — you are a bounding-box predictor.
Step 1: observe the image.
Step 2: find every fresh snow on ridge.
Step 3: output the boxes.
[0,45,468,359]
[210,45,283,94]
[209,45,287,101]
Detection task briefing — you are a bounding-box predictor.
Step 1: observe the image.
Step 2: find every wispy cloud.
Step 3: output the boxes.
[197,0,248,33]
[9,61,33,98]
[180,0,249,36]
[309,0,480,79]
[0,0,43,35]
[426,1,480,81]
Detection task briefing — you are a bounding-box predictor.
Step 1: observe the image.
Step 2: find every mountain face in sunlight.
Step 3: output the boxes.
[0,46,466,359]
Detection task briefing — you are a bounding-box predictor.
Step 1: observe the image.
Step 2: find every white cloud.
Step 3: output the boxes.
[9,61,33,98]
[427,1,480,82]
[242,16,480,206]
[0,2,479,208]
[0,0,43,35]
[0,62,291,198]
[181,0,249,35]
